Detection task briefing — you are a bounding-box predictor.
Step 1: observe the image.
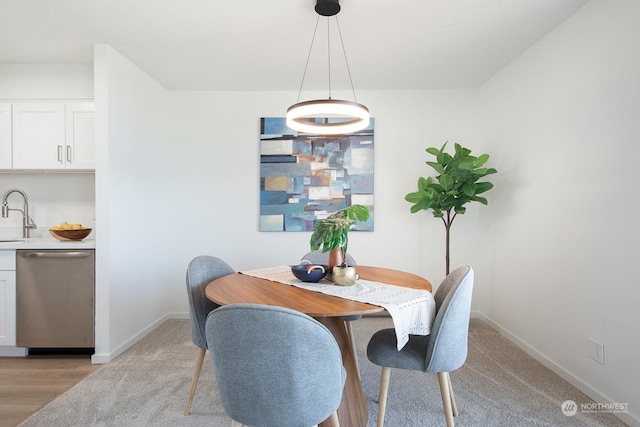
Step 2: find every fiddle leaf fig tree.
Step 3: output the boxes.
[405,142,497,275]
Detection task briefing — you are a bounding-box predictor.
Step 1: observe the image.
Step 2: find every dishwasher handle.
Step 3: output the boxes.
[19,251,91,259]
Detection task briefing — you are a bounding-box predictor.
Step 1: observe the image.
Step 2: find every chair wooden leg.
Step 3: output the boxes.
[437,372,455,427]
[446,372,458,417]
[184,347,206,415]
[328,410,340,427]
[317,409,339,427]
[345,320,361,380]
[377,366,391,427]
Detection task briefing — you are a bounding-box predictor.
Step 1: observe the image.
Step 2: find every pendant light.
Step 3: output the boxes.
[286,0,370,135]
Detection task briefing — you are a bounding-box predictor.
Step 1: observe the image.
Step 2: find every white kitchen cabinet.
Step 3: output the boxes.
[0,251,16,347]
[12,102,66,169]
[65,102,95,170]
[0,103,11,169]
[11,101,94,170]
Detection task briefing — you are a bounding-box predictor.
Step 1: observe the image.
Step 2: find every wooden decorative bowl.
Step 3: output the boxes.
[49,228,92,241]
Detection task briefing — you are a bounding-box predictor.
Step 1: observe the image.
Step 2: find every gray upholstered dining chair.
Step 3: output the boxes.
[300,251,362,379]
[366,265,474,427]
[184,255,235,415]
[206,303,346,427]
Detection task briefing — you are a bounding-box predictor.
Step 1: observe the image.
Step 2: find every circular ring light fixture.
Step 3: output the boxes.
[286,99,370,135]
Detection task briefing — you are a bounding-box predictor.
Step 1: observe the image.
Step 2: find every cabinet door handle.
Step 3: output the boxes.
[57,145,63,162]
[66,145,72,163]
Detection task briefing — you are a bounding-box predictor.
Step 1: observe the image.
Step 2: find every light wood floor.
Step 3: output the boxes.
[0,355,100,427]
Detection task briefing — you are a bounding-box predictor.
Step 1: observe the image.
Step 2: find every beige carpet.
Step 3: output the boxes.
[18,318,627,426]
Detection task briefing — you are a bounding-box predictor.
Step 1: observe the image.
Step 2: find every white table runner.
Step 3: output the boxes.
[240,265,435,350]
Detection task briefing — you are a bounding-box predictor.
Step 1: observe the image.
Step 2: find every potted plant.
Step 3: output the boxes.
[405,142,497,275]
[309,204,370,285]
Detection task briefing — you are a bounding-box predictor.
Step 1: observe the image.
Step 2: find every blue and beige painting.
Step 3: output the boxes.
[259,117,374,232]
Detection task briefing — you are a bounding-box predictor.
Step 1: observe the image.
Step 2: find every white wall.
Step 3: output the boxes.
[0,64,93,99]
[479,0,640,423]
[135,86,483,338]
[93,45,174,361]
[162,89,482,308]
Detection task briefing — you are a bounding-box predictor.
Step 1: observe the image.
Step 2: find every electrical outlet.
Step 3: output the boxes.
[587,338,604,365]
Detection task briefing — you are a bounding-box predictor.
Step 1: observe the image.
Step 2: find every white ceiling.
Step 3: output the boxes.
[0,0,588,91]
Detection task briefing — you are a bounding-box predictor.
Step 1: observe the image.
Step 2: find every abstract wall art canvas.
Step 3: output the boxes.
[259,117,374,232]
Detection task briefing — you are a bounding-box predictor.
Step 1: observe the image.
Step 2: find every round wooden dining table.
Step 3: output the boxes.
[205,265,432,427]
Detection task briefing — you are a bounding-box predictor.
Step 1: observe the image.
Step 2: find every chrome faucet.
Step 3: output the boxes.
[2,189,37,238]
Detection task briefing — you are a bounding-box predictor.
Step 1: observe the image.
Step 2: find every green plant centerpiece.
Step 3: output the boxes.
[309,204,370,285]
[405,142,497,275]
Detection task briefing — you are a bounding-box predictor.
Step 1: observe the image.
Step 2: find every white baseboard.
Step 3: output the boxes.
[91,312,189,365]
[91,353,110,364]
[471,311,639,426]
[0,346,27,357]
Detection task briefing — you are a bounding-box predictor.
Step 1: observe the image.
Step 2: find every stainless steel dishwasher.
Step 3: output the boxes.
[16,249,94,349]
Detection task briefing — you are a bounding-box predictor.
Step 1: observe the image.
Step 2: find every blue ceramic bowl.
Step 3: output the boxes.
[290,264,329,282]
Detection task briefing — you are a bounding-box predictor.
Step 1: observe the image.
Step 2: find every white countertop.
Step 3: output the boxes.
[0,237,95,250]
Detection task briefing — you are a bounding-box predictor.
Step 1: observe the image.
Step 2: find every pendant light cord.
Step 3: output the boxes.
[295,15,359,104]
[295,16,321,104]
[327,18,332,100]
[335,16,358,104]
